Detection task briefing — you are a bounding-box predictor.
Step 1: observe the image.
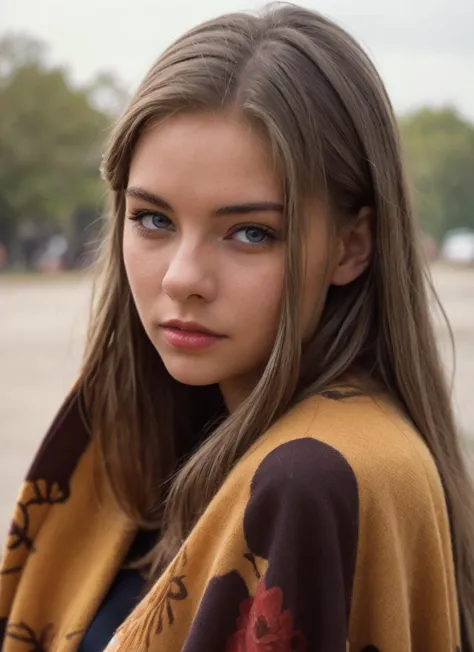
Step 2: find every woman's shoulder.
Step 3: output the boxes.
[232,387,445,519]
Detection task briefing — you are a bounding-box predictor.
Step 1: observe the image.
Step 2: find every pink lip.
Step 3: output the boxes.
[160,320,225,350]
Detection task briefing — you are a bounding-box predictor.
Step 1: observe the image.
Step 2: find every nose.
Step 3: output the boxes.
[162,238,217,302]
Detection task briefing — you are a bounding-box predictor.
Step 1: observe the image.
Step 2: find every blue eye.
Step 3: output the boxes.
[130,211,173,231]
[232,226,274,245]
[138,212,173,231]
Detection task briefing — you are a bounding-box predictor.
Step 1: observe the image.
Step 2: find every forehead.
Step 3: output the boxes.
[127,112,283,205]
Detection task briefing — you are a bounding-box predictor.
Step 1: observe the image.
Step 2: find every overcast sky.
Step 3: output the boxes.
[2,0,474,121]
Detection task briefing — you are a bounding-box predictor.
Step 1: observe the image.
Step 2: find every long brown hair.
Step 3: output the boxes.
[80,3,474,643]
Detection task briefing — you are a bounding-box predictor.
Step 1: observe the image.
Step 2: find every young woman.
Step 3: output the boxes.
[1,4,473,651]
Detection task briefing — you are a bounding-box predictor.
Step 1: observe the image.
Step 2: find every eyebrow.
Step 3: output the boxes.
[125,186,283,217]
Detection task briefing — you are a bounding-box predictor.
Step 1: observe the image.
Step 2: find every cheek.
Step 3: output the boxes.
[231,258,285,340]
[122,226,163,304]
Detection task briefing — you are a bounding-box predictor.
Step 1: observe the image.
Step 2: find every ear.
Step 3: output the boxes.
[330,206,373,286]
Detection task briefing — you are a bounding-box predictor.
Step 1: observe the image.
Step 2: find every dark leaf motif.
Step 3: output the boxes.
[8,502,35,553]
[321,388,365,401]
[166,600,174,627]
[65,628,85,641]
[0,564,23,575]
[168,575,188,601]
[244,551,262,580]
[6,621,55,651]
[155,548,189,636]
[1,480,67,575]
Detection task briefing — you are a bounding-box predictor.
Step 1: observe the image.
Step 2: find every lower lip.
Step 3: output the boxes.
[161,327,224,350]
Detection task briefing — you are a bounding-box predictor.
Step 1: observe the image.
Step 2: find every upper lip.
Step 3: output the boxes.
[161,319,224,337]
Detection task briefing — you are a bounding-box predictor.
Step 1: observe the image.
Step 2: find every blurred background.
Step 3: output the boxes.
[0,0,473,536]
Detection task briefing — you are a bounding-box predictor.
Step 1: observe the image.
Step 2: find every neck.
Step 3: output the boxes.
[219,375,258,413]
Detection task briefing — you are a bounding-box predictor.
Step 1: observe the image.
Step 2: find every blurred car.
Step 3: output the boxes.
[441,228,474,264]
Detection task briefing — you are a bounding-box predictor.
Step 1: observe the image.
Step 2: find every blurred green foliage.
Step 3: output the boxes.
[0,34,127,245]
[0,32,473,246]
[400,108,474,240]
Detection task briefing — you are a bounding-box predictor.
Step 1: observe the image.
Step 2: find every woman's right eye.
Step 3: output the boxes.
[128,211,174,232]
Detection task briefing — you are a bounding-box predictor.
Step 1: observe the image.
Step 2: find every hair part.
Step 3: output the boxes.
[80,4,474,645]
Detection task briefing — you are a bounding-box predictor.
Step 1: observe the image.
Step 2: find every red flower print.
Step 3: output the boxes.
[225,580,306,652]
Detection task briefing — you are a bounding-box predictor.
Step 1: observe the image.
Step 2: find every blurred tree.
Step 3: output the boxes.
[400,108,474,240]
[0,33,117,232]
[1,33,473,248]
[0,33,46,75]
[86,71,130,118]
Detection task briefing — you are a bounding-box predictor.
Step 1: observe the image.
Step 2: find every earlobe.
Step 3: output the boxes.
[330,206,373,287]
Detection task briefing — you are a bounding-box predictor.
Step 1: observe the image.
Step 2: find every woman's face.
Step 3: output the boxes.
[123,111,330,409]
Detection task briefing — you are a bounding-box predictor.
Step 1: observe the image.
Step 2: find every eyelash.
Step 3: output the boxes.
[126,209,278,246]
[127,209,173,234]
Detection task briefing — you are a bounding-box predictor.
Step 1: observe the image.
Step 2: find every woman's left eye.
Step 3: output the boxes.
[140,212,173,231]
[230,226,274,245]
[127,210,174,234]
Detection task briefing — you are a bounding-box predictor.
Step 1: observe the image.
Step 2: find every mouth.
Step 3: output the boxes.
[160,320,224,337]
[159,320,226,350]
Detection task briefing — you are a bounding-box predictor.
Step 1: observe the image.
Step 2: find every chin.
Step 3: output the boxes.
[161,358,227,387]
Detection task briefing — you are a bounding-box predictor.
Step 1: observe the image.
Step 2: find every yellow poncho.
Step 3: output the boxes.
[0,388,462,651]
